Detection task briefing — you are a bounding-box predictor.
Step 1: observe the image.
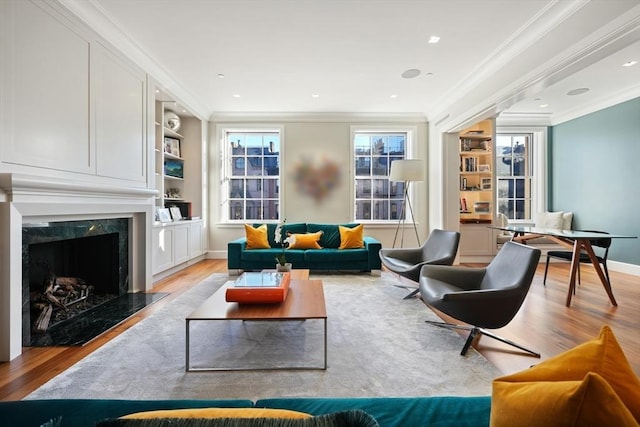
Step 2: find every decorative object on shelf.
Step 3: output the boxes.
[165,187,181,199]
[157,207,172,223]
[164,160,184,178]
[164,112,181,132]
[274,219,295,268]
[169,206,182,221]
[389,159,424,247]
[481,177,492,190]
[474,201,491,213]
[164,137,181,157]
[478,164,490,172]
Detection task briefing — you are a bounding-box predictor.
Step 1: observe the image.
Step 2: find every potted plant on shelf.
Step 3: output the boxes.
[274,219,294,272]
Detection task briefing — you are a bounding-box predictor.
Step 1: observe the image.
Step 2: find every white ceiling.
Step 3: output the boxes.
[64,0,640,126]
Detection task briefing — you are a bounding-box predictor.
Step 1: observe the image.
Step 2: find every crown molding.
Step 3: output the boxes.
[209,111,427,123]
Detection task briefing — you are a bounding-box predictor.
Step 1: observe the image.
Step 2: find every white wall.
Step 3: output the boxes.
[207,115,428,257]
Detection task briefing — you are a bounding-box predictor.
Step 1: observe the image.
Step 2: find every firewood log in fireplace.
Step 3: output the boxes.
[32,273,94,333]
[33,303,53,334]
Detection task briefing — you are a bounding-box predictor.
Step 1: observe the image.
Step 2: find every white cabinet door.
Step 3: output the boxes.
[1,0,93,174]
[188,221,203,258]
[459,224,494,256]
[94,43,147,182]
[152,226,174,274]
[173,223,190,265]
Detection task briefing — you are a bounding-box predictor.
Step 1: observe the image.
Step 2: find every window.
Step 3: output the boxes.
[352,128,414,221]
[221,129,281,221]
[496,133,533,220]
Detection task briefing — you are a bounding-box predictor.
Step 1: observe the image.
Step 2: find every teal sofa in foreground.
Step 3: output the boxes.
[227,223,382,274]
[0,396,492,427]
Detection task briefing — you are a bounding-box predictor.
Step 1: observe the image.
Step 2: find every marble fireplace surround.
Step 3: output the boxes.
[0,173,158,361]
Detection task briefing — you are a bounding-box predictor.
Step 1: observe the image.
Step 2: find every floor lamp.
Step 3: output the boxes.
[389,159,423,247]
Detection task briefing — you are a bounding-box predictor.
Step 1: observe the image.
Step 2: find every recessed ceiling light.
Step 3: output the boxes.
[155,89,159,93]
[390,94,398,98]
[232,94,241,98]
[622,60,638,67]
[567,87,589,96]
[217,73,225,78]
[311,94,320,98]
[428,36,440,44]
[539,104,549,108]
[401,69,421,79]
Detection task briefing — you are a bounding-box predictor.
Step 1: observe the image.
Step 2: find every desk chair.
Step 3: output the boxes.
[543,230,612,288]
[379,229,460,299]
[419,241,541,357]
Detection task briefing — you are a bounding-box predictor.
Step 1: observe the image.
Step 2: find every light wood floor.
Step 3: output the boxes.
[1,259,638,401]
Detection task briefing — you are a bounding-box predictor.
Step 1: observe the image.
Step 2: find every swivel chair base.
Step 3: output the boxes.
[393,283,420,299]
[425,320,540,358]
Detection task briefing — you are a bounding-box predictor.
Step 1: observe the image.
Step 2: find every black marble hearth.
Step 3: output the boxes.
[30,292,168,347]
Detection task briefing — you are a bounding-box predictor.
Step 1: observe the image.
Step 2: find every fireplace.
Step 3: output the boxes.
[22,218,129,346]
[0,173,156,361]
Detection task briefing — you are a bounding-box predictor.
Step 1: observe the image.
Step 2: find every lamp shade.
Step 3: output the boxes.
[389,159,424,182]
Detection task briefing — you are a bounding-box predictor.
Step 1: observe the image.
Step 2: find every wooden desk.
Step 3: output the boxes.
[490,226,636,307]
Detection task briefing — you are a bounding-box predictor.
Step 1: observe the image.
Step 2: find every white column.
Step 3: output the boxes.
[0,203,23,361]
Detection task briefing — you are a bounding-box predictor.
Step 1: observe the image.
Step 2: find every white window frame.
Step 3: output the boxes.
[496,126,547,225]
[350,125,417,223]
[218,124,285,224]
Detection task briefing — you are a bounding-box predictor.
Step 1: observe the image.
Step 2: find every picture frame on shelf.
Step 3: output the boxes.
[164,137,181,157]
[474,201,491,213]
[478,164,490,172]
[164,159,184,178]
[481,177,492,190]
[157,207,172,223]
[169,207,183,221]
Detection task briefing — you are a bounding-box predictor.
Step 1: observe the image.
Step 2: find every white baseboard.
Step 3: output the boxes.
[607,260,640,276]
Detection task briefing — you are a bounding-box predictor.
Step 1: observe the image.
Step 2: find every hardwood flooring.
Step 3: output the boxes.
[1,259,638,401]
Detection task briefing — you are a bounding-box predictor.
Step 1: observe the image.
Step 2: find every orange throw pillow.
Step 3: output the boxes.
[289,231,323,249]
[244,224,270,249]
[491,325,640,426]
[338,224,364,249]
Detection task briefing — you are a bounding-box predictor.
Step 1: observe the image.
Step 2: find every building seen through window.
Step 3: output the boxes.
[496,134,532,220]
[354,132,408,221]
[225,131,281,221]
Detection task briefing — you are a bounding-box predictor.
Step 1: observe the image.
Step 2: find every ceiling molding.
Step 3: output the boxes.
[434,6,640,132]
[428,0,588,120]
[209,111,428,123]
[549,86,640,126]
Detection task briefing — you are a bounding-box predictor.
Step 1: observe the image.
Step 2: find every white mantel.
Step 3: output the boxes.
[0,173,158,361]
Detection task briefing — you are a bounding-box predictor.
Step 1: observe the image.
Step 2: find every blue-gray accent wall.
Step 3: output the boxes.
[550,97,640,265]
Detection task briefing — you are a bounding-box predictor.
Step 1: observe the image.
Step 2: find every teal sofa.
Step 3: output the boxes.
[0,396,492,426]
[227,223,382,275]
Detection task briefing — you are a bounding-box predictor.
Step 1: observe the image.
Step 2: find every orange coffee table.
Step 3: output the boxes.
[185,269,327,371]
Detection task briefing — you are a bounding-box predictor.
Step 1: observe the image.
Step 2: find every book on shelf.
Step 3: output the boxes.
[225,271,291,304]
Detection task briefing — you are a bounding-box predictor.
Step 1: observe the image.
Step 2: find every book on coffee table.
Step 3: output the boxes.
[225,272,291,304]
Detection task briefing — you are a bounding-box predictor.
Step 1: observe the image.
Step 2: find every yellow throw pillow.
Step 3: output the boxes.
[491,325,640,425]
[122,407,311,419]
[338,224,364,249]
[289,231,323,249]
[244,224,270,249]
[491,372,638,427]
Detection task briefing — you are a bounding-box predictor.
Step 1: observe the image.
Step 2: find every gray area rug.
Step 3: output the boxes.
[26,272,500,400]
